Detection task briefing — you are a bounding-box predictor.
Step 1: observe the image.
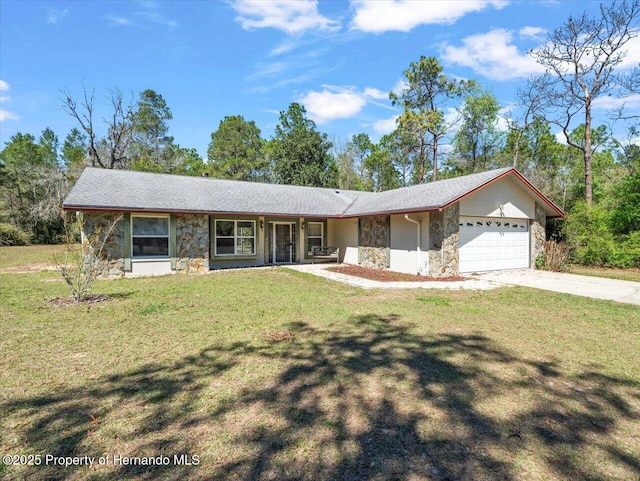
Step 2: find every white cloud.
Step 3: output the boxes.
[619,33,640,70]
[232,0,340,35]
[107,15,131,25]
[444,107,461,130]
[299,85,391,124]
[554,131,567,145]
[592,93,640,110]
[391,78,408,97]
[0,80,18,123]
[441,28,545,80]
[372,115,399,134]
[106,2,177,28]
[299,87,368,124]
[136,7,178,28]
[248,73,316,94]
[0,110,19,122]
[362,87,388,100]
[350,0,508,33]
[247,62,288,80]
[496,106,512,131]
[46,7,69,25]
[519,26,545,39]
[269,40,296,56]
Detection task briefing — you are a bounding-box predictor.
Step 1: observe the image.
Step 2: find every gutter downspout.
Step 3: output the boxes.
[404,214,421,275]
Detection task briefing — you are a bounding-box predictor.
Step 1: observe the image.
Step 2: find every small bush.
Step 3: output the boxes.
[55,214,122,302]
[537,240,572,272]
[0,222,30,246]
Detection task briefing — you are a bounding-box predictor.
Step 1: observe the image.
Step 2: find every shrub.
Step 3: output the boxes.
[565,201,640,268]
[55,214,122,302]
[609,232,640,268]
[609,172,640,235]
[0,222,30,246]
[537,240,572,272]
[565,202,616,266]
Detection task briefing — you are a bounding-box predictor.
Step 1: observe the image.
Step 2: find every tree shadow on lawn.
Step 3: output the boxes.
[2,315,639,481]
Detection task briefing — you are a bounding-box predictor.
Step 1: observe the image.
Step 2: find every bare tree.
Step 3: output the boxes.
[61,84,135,169]
[511,79,549,169]
[529,0,640,206]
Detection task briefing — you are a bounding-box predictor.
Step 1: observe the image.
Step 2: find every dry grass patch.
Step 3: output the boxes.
[264,330,297,343]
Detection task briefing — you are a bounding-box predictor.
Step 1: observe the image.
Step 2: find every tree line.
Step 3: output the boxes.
[1,0,638,267]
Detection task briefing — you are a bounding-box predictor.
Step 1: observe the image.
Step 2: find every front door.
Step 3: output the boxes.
[269,222,296,264]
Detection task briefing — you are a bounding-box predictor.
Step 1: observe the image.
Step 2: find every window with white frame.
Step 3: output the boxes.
[132,215,169,258]
[215,220,256,256]
[307,222,324,254]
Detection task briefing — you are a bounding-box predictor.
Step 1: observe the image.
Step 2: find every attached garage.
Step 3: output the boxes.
[459,216,530,273]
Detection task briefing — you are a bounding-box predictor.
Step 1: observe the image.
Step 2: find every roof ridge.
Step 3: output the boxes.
[83,166,373,195]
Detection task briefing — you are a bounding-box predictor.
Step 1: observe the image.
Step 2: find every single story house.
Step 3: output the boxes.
[62,166,564,278]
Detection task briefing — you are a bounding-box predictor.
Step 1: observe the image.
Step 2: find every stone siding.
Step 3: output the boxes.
[359,216,389,269]
[83,211,125,277]
[428,203,460,277]
[176,214,209,273]
[530,202,547,268]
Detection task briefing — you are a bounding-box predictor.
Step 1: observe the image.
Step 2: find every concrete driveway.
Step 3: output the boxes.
[473,269,640,306]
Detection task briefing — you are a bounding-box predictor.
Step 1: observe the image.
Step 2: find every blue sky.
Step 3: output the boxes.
[1,0,639,159]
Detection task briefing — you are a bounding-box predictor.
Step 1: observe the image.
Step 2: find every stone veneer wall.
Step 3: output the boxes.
[359,216,389,269]
[428,203,460,277]
[530,202,546,268]
[176,214,209,273]
[82,211,126,277]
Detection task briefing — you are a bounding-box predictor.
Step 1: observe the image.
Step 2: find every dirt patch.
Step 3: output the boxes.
[264,330,296,343]
[0,262,57,274]
[327,265,467,282]
[47,294,110,307]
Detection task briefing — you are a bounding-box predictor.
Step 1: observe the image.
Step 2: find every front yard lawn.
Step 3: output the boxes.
[0,246,639,480]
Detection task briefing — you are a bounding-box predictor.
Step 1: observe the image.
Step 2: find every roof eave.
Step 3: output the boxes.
[61,204,342,219]
[338,205,441,218]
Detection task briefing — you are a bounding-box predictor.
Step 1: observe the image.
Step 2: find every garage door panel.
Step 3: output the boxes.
[459,217,529,273]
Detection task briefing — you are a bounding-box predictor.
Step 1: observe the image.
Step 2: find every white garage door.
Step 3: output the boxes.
[459,216,530,273]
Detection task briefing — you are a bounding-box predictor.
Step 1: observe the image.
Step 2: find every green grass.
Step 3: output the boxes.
[0,247,639,481]
[0,244,71,269]
[569,264,640,282]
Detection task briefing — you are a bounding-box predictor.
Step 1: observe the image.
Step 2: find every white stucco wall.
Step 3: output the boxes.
[328,218,359,264]
[129,260,173,277]
[460,177,535,219]
[389,213,430,275]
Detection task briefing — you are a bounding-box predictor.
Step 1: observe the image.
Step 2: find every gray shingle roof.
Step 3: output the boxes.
[63,166,564,218]
[344,167,513,216]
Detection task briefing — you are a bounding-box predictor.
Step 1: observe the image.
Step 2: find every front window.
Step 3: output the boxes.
[132,215,169,258]
[307,222,324,254]
[215,220,256,256]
